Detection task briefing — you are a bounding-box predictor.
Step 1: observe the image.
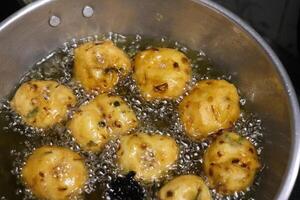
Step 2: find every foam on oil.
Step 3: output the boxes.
[0,33,264,200]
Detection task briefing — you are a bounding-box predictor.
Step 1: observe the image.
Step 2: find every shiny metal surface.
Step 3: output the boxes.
[0,0,299,199]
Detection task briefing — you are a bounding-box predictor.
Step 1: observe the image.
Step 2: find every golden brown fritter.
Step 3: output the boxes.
[203,131,260,195]
[11,80,76,128]
[133,48,191,100]
[73,40,131,92]
[68,94,138,152]
[179,80,240,140]
[117,133,179,182]
[158,175,212,200]
[22,146,87,200]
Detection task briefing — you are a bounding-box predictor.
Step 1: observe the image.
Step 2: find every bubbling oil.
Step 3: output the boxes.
[0,33,264,200]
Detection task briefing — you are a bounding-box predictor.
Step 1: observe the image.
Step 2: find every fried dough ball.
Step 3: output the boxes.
[133,48,191,100]
[158,175,212,200]
[74,40,131,92]
[203,132,260,195]
[179,80,240,140]
[10,80,76,129]
[68,94,138,152]
[117,133,179,182]
[22,146,87,200]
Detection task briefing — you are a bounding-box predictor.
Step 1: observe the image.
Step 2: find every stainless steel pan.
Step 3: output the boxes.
[0,0,299,199]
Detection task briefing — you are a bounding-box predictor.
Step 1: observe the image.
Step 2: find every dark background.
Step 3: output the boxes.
[1,0,299,199]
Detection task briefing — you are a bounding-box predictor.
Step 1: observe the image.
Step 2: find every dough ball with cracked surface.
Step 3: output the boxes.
[22,146,87,200]
[117,133,179,182]
[74,40,131,92]
[10,80,76,129]
[133,48,191,100]
[179,80,240,140]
